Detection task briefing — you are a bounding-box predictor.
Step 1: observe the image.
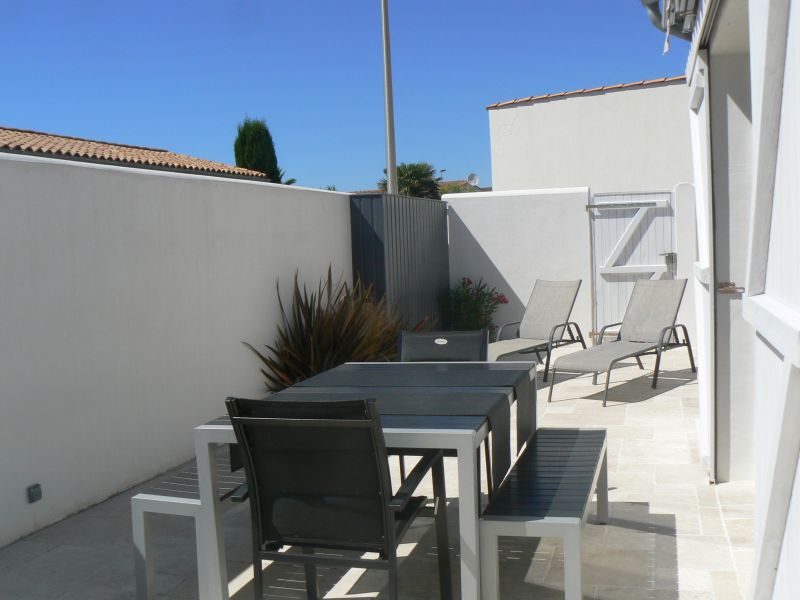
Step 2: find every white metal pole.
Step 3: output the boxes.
[380,0,398,194]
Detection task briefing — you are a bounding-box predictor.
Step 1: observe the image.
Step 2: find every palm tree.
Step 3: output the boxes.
[378,162,440,199]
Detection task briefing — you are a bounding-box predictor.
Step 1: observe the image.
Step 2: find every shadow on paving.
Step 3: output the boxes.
[492,502,678,600]
[581,367,697,406]
[543,365,696,406]
[228,501,463,600]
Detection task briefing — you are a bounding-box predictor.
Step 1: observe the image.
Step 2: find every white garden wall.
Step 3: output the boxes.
[445,188,594,336]
[0,154,352,546]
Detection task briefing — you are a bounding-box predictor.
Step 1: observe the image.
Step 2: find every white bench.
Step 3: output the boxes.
[131,448,247,600]
[479,428,608,600]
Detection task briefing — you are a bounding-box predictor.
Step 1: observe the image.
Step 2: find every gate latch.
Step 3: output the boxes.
[717,282,745,294]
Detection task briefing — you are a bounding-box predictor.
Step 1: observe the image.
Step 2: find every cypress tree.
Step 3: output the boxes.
[234,118,281,182]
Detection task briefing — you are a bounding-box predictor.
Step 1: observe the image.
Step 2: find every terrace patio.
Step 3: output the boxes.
[0,350,754,600]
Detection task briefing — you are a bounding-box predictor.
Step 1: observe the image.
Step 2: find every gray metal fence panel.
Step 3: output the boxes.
[350,194,449,327]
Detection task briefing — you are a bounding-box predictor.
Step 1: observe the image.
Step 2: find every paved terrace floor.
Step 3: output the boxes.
[0,350,754,600]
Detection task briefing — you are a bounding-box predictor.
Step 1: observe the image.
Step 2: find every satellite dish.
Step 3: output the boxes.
[467,173,480,187]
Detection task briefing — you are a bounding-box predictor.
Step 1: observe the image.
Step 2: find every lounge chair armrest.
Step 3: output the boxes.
[598,322,623,345]
[548,323,569,345]
[390,450,444,512]
[658,324,689,350]
[496,321,521,342]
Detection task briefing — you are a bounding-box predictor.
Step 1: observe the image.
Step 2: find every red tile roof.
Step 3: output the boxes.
[486,75,686,110]
[0,126,268,179]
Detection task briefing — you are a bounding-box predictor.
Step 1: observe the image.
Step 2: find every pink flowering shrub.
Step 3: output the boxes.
[441,277,509,332]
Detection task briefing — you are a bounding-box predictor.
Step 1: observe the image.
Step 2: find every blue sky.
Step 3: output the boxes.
[1,1,689,191]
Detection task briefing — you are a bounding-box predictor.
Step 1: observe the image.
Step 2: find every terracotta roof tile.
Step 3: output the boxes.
[0,126,268,179]
[487,75,686,110]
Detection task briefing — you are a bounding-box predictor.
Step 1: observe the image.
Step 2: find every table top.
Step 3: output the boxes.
[296,361,536,389]
[204,413,488,432]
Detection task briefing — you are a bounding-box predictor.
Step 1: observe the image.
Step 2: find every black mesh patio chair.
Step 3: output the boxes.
[398,329,489,362]
[396,329,495,495]
[547,278,696,406]
[226,397,452,600]
[492,279,586,381]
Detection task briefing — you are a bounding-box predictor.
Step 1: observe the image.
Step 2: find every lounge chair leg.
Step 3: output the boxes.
[603,369,612,407]
[303,548,319,600]
[548,369,557,402]
[399,456,406,481]
[652,350,662,388]
[635,356,644,370]
[576,325,587,349]
[432,458,453,600]
[683,329,697,373]
[543,350,551,382]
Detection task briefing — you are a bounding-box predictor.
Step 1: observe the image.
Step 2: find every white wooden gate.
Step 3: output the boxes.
[589,191,676,339]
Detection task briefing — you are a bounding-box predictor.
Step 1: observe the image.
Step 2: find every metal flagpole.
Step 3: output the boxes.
[380,0,398,194]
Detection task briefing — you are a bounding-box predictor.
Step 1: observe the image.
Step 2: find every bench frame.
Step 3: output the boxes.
[131,454,246,600]
[479,435,608,600]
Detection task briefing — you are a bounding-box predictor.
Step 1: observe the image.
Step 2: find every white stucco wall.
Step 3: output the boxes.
[0,154,353,546]
[445,188,593,335]
[488,81,693,194]
[708,51,755,482]
[747,0,800,597]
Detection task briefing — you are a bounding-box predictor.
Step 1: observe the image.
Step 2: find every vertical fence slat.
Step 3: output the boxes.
[350,194,448,327]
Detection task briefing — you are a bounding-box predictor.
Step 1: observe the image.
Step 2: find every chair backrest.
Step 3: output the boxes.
[226,397,393,555]
[398,329,489,362]
[518,280,582,340]
[619,279,687,343]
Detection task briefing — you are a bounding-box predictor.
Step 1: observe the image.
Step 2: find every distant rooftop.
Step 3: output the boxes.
[0,126,268,180]
[487,75,686,110]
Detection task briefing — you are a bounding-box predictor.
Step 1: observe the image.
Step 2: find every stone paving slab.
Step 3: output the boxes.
[0,348,754,599]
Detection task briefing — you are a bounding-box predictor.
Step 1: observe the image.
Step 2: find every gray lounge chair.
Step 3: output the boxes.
[491,279,586,381]
[547,279,696,406]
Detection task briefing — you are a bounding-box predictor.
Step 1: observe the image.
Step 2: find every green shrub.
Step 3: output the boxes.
[245,269,405,391]
[441,277,509,332]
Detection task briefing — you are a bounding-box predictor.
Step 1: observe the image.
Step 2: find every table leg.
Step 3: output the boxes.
[194,434,230,600]
[457,433,481,600]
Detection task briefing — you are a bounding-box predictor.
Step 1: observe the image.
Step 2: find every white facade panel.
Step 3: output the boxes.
[764,5,800,307]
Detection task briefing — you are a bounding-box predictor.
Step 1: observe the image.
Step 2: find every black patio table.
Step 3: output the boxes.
[296,362,537,453]
[199,361,536,600]
[265,386,512,490]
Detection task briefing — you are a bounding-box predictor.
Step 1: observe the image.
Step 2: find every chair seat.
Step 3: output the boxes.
[554,341,656,373]
[489,339,548,361]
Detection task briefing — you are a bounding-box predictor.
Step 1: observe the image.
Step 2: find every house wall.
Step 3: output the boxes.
[0,154,353,547]
[746,0,800,597]
[488,82,693,194]
[444,188,594,336]
[708,51,755,482]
